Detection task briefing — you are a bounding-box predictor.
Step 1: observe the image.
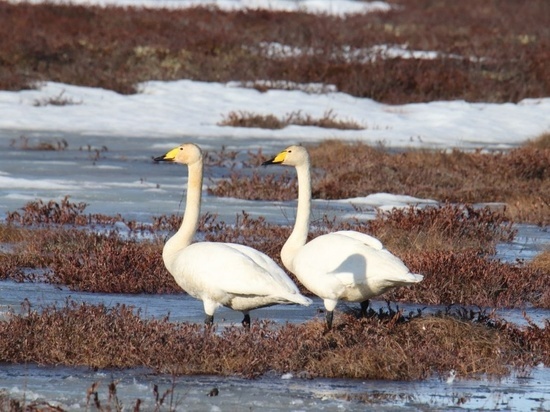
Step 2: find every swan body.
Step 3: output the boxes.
[155,143,311,326]
[263,145,423,329]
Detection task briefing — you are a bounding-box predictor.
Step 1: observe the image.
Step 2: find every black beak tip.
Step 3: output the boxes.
[153,156,165,162]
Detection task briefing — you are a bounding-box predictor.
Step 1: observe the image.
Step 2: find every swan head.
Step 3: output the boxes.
[154,143,203,165]
[262,145,309,167]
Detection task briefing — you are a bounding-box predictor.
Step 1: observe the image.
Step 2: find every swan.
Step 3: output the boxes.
[262,145,423,330]
[154,143,312,327]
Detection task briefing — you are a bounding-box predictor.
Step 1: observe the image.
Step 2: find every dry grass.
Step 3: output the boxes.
[6,196,88,225]
[503,195,550,225]
[310,141,550,210]
[525,132,550,149]
[0,301,546,380]
[1,197,177,292]
[32,89,83,107]
[219,110,363,130]
[0,226,177,293]
[1,378,177,411]
[0,393,66,412]
[360,203,515,255]
[0,1,548,103]
[219,111,286,129]
[530,249,550,272]
[208,171,296,201]
[2,198,548,308]
[9,135,69,151]
[0,224,27,243]
[0,198,548,383]
[396,250,550,308]
[211,140,550,225]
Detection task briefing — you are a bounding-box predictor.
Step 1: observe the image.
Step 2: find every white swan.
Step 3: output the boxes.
[155,143,312,327]
[262,145,423,330]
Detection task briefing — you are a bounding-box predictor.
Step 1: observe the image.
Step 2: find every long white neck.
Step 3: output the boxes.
[281,160,311,273]
[163,160,203,271]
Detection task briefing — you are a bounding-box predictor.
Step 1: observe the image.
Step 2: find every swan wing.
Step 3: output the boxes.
[332,230,384,250]
[224,243,300,292]
[172,242,309,303]
[329,231,423,284]
[294,233,421,290]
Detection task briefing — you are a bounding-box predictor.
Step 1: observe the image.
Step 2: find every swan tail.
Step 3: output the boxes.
[409,273,424,283]
[285,293,313,306]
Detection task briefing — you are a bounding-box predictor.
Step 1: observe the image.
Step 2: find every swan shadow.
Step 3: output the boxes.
[330,253,378,299]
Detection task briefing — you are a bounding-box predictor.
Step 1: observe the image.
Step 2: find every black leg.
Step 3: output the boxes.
[205,314,214,325]
[360,300,370,317]
[242,313,251,329]
[325,310,334,331]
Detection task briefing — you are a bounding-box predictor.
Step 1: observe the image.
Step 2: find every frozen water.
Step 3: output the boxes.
[1,362,549,411]
[1,129,549,411]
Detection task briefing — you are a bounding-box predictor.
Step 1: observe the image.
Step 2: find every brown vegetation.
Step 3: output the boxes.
[1,199,177,293]
[397,250,550,308]
[209,171,295,201]
[32,89,83,107]
[219,110,363,130]
[1,198,548,309]
[0,1,548,103]
[0,182,548,385]
[6,196,89,225]
[0,0,548,388]
[0,301,547,380]
[9,135,69,151]
[210,140,550,225]
[530,248,550,272]
[526,132,550,149]
[358,203,515,255]
[220,111,286,129]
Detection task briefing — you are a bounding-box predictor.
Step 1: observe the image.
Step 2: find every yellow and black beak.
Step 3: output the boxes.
[154,147,179,162]
[262,150,287,166]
